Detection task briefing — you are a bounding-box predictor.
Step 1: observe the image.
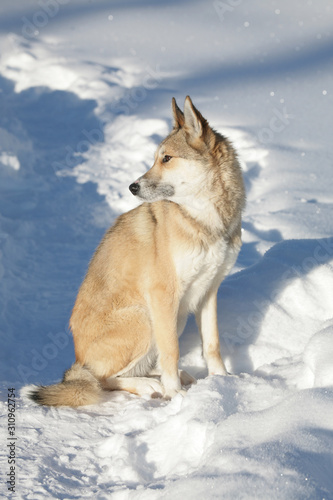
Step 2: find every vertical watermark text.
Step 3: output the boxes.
[7,388,17,494]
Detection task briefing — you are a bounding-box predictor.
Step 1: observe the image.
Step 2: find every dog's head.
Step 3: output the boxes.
[129,96,220,203]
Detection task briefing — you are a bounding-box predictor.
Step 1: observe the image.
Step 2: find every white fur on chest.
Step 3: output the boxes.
[174,237,238,314]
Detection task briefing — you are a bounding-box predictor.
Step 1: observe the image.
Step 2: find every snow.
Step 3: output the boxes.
[0,1,333,498]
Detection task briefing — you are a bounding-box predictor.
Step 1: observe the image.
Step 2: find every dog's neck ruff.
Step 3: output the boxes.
[173,195,224,238]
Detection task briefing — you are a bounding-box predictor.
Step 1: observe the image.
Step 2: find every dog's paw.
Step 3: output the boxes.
[161,374,182,399]
[208,359,228,376]
[141,377,164,398]
[163,388,187,400]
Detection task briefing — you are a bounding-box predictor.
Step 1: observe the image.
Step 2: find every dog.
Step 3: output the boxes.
[28,96,245,407]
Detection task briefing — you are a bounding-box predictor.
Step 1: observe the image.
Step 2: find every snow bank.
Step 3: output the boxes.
[0,1,333,499]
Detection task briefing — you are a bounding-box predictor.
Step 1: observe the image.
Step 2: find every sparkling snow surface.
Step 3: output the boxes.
[0,1,333,499]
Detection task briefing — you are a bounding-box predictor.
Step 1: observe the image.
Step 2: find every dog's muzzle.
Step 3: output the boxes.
[129,182,140,195]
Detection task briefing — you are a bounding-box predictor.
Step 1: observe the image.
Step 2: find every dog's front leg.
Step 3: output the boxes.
[150,289,183,399]
[196,288,227,376]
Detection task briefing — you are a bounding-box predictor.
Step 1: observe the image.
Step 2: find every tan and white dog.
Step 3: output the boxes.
[29,96,245,407]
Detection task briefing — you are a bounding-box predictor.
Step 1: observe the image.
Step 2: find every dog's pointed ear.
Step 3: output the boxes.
[184,96,216,149]
[184,95,204,141]
[172,97,185,129]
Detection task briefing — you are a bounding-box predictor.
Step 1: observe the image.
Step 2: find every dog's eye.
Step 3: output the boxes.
[162,155,172,163]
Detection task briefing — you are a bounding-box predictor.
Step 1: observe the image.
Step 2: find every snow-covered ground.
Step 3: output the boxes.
[1,1,333,498]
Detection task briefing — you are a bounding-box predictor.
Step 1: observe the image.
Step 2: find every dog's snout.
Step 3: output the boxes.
[129,182,140,195]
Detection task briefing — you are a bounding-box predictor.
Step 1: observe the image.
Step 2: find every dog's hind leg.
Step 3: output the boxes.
[149,367,196,387]
[74,305,153,380]
[102,376,164,398]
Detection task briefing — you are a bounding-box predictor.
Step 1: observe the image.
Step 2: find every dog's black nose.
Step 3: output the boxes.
[129,182,140,195]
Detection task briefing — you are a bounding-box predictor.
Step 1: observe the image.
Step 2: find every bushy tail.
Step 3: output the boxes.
[28,363,102,407]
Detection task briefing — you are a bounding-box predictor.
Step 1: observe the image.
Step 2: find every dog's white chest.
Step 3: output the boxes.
[174,238,232,313]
